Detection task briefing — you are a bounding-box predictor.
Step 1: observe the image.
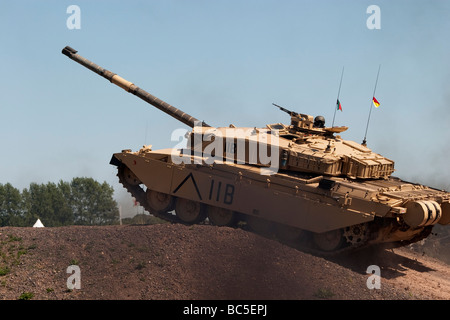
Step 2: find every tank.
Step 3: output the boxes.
[62,46,450,252]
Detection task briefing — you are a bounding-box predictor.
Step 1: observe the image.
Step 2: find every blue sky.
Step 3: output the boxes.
[1,1,450,216]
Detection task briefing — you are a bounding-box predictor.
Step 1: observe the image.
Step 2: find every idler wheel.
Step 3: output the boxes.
[313,229,344,252]
[146,189,175,213]
[207,206,236,227]
[275,223,304,242]
[175,198,206,224]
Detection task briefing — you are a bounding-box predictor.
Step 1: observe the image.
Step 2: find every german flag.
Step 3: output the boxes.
[372,96,380,108]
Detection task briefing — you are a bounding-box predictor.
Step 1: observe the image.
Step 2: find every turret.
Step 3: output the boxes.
[61,46,209,128]
[63,46,395,180]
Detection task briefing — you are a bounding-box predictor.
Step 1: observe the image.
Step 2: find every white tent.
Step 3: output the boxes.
[33,219,44,228]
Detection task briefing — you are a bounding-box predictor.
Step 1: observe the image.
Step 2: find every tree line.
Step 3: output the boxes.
[0,177,119,227]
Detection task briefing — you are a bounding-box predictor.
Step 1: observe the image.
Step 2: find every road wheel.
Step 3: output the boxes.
[175,198,206,224]
[313,229,344,252]
[207,206,236,227]
[146,189,175,213]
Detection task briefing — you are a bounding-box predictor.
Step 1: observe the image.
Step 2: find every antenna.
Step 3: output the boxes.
[325,67,345,153]
[331,66,344,128]
[362,64,381,146]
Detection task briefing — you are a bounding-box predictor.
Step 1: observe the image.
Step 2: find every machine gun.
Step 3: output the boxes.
[272,103,298,117]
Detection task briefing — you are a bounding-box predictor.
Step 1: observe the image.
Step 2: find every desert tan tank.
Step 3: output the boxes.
[62,46,450,252]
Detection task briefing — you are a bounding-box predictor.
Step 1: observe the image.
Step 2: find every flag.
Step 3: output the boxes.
[336,99,342,111]
[372,96,380,108]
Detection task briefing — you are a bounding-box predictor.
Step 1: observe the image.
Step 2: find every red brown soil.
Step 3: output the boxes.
[0,223,449,300]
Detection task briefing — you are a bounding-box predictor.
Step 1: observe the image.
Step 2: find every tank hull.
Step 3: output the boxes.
[111,147,450,252]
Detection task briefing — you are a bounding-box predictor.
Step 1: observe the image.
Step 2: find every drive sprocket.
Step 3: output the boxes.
[343,223,369,247]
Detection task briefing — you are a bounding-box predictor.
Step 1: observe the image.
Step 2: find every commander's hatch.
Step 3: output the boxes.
[266,123,288,131]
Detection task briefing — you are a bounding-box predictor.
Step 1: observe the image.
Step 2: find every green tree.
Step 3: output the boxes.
[0,183,23,226]
[56,180,74,225]
[38,182,73,226]
[0,178,119,227]
[70,177,119,225]
[25,183,56,227]
[19,188,32,226]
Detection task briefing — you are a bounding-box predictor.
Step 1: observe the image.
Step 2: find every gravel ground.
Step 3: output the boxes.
[0,223,448,300]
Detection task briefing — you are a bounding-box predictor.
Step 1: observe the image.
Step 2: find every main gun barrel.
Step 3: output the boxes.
[62,46,209,128]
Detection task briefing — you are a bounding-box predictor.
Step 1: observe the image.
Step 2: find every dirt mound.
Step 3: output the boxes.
[0,223,449,300]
